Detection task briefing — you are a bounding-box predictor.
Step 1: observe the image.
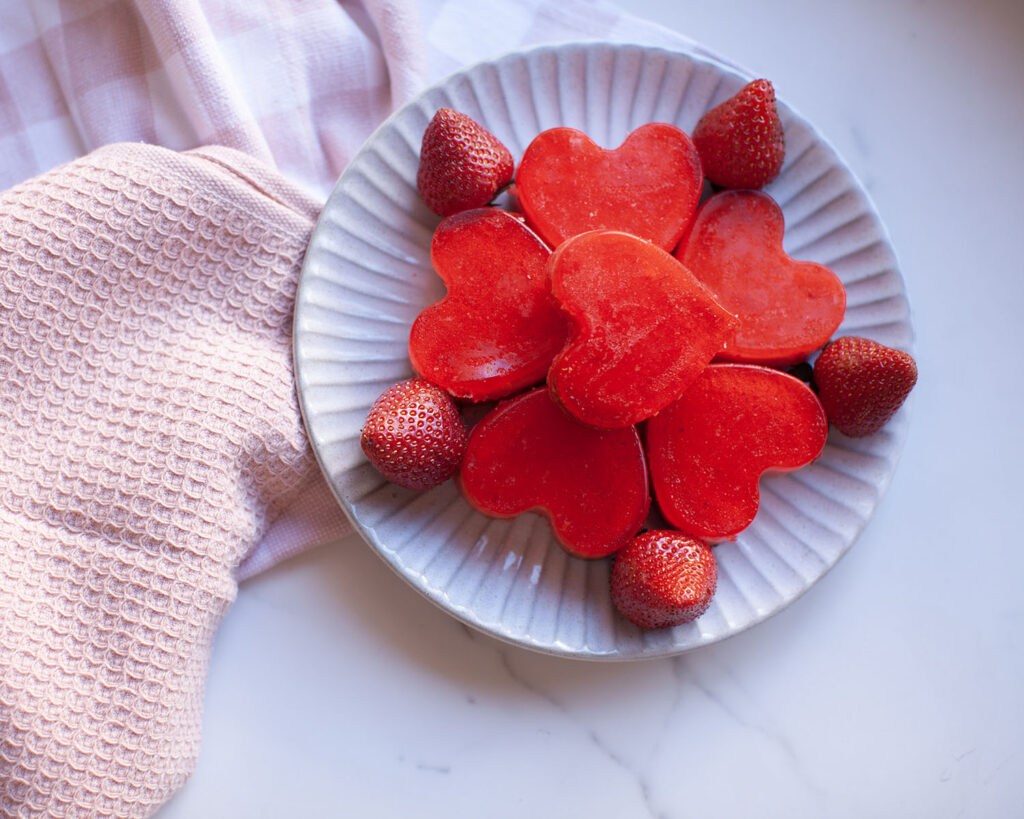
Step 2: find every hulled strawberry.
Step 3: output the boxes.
[692,78,785,190]
[416,108,514,216]
[610,531,717,630]
[360,378,468,490]
[813,336,918,437]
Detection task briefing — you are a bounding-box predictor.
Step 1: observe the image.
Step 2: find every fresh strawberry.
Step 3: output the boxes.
[692,79,785,190]
[610,531,717,630]
[813,336,918,437]
[360,378,468,490]
[416,108,514,216]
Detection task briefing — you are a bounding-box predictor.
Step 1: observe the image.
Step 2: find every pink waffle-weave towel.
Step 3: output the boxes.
[0,142,345,816]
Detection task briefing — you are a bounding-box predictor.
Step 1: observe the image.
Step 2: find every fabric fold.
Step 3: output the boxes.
[0,142,338,817]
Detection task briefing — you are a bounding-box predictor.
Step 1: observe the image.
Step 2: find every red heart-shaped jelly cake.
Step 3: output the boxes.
[409,208,567,401]
[515,123,704,250]
[547,231,738,428]
[675,190,846,366]
[458,387,649,559]
[645,364,828,541]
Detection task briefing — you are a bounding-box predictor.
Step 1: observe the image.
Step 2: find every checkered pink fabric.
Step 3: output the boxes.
[0,0,726,816]
[0,0,426,199]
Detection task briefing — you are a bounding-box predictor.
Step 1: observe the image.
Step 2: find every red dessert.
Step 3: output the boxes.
[409,208,566,402]
[515,123,704,250]
[645,364,828,541]
[458,388,650,558]
[675,190,846,366]
[547,230,738,428]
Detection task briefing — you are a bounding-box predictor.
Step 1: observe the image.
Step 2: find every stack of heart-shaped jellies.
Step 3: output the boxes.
[404,116,843,564]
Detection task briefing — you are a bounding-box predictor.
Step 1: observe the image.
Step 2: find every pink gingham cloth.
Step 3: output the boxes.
[0,1,725,816]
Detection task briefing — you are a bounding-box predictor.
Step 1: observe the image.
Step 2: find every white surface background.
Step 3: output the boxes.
[159,1,1024,816]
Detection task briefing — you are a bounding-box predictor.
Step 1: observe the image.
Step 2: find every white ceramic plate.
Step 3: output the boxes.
[294,41,913,660]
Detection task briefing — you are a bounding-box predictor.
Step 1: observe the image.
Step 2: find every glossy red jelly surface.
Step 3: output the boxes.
[458,388,650,559]
[645,364,828,541]
[409,208,567,401]
[515,123,704,250]
[548,230,738,428]
[675,190,846,366]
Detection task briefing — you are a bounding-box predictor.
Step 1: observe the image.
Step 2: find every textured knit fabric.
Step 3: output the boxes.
[0,143,326,817]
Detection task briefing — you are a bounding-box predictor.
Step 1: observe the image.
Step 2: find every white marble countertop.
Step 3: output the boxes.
[159,1,1024,816]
